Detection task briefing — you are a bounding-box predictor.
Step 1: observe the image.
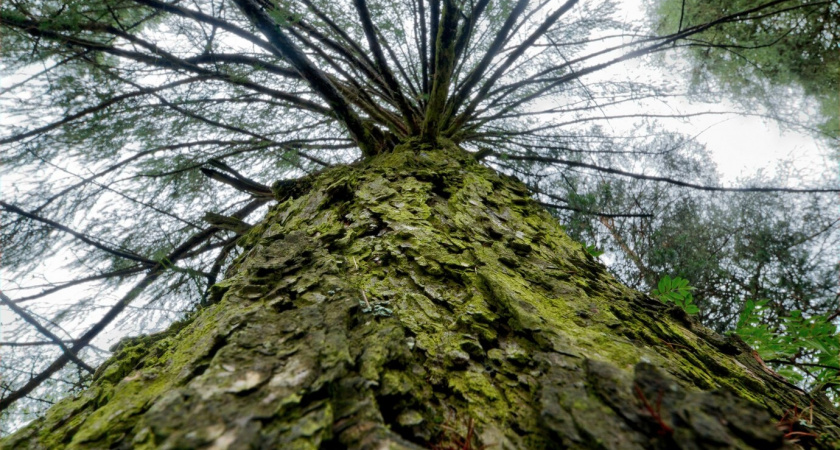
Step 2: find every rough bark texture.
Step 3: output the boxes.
[5,141,840,449]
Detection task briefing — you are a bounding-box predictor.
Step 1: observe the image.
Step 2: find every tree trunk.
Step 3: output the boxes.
[5,141,840,449]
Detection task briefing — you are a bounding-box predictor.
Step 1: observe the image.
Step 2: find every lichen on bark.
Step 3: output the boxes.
[5,140,840,449]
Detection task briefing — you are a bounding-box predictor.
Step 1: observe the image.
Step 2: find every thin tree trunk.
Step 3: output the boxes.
[5,141,840,449]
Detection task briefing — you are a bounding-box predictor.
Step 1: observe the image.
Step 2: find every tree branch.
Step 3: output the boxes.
[231,0,386,156]
[0,202,156,265]
[421,0,460,141]
[353,0,420,132]
[491,153,840,193]
[0,292,95,374]
[0,199,267,412]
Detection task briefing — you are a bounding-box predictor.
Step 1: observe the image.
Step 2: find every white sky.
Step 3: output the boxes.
[692,114,830,183]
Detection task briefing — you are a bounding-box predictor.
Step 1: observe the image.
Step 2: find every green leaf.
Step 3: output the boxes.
[584,243,604,258]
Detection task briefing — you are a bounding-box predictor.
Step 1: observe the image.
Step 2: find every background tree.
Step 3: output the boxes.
[1,0,838,442]
[653,0,839,138]
[553,150,840,393]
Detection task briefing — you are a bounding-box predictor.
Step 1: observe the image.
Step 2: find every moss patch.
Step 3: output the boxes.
[6,141,839,449]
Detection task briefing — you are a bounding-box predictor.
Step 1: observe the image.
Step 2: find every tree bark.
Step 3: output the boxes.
[5,141,840,449]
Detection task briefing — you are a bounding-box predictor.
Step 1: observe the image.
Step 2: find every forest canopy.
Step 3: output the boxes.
[656,0,839,138]
[0,0,838,432]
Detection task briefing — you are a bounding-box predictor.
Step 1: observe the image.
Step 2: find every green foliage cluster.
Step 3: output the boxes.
[651,275,699,314]
[737,299,840,393]
[653,276,840,398]
[583,243,604,259]
[557,131,838,333]
[554,127,839,400]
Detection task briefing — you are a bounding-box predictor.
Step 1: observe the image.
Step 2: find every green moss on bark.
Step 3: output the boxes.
[5,141,840,449]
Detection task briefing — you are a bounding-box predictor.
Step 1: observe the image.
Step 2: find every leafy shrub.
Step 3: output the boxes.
[653,275,840,399]
[735,299,840,393]
[651,275,699,314]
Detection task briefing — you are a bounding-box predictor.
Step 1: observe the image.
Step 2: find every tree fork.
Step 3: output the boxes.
[5,141,840,449]
[231,0,387,157]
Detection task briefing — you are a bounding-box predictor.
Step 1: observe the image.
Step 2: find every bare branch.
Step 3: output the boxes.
[0,199,267,411]
[491,153,840,193]
[12,267,146,304]
[0,77,205,145]
[0,202,156,265]
[0,292,95,374]
[537,202,654,218]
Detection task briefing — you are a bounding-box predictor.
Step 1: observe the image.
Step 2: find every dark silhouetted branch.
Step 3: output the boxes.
[0,292,95,374]
[0,202,156,265]
[492,153,840,193]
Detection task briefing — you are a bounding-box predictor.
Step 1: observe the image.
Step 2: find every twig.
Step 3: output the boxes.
[0,292,95,374]
[634,384,673,435]
[360,289,371,309]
